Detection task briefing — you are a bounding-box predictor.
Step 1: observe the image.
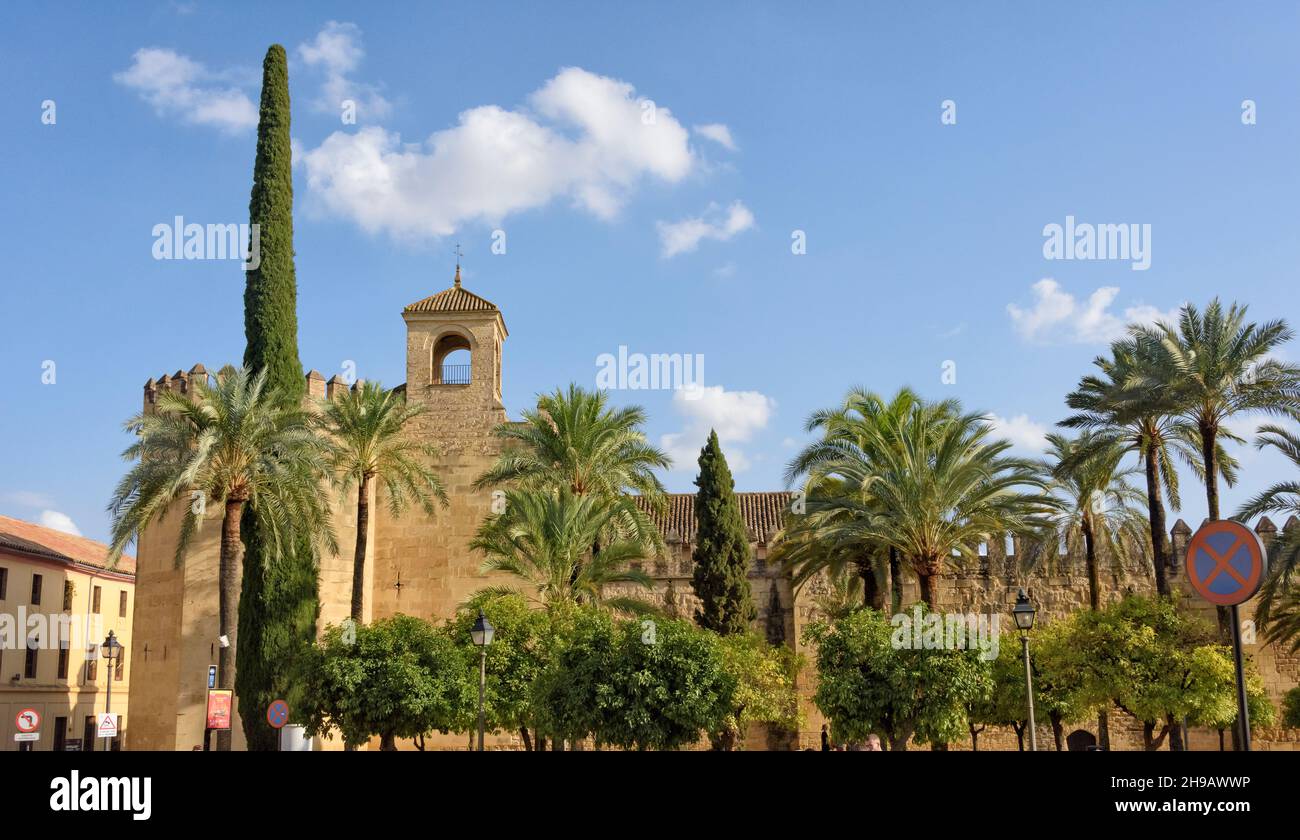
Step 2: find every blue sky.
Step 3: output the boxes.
[2,1,1299,543]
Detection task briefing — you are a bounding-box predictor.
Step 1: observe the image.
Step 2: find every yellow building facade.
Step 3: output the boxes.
[0,515,134,751]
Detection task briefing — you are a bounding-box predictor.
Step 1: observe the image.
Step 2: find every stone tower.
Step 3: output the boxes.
[367,267,511,626]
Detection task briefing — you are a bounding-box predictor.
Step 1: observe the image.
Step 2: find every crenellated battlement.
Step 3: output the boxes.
[142,365,370,411]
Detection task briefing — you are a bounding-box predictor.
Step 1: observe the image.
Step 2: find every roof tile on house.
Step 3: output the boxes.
[637,492,791,542]
[0,514,135,576]
[404,268,501,315]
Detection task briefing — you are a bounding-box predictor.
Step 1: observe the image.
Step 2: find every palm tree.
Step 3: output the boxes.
[867,404,1056,606]
[785,389,1054,609]
[1236,424,1300,651]
[1036,432,1151,610]
[475,383,670,551]
[781,388,939,610]
[1036,431,1151,753]
[470,488,655,611]
[319,381,447,621]
[1138,300,1299,647]
[1140,299,1300,522]
[775,488,890,611]
[1061,337,1204,597]
[106,367,335,749]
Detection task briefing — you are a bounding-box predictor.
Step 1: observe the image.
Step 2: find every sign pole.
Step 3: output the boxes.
[1230,603,1251,751]
[1184,519,1265,754]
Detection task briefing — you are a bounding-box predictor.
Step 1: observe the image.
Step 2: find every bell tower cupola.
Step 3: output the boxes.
[402,264,507,415]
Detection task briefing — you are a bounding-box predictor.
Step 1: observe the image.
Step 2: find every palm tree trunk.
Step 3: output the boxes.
[1082,516,1101,611]
[889,547,903,612]
[350,475,371,622]
[218,498,245,752]
[1199,425,1234,633]
[917,556,940,608]
[858,559,884,611]
[1142,438,1171,597]
[1082,517,1112,750]
[1200,422,1221,521]
[1199,424,1238,751]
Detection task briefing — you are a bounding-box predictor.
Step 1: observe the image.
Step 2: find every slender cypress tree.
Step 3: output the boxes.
[242,44,302,399]
[690,430,756,634]
[234,44,319,751]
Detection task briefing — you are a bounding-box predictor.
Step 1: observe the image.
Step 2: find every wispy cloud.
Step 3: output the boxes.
[1007,279,1178,344]
[3,490,82,536]
[114,47,258,134]
[38,510,82,537]
[656,200,755,258]
[297,21,392,121]
[987,413,1049,453]
[660,385,775,473]
[693,123,736,151]
[3,490,55,508]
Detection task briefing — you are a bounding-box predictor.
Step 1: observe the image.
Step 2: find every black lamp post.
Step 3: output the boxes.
[101,630,122,751]
[470,609,494,751]
[1012,588,1037,752]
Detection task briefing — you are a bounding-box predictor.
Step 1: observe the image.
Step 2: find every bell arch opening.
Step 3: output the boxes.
[432,332,472,385]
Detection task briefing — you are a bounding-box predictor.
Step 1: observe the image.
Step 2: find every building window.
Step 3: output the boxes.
[119,590,128,618]
[0,566,8,599]
[54,717,68,752]
[83,716,96,752]
[57,630,69,679]
[93,585,102,614]
[115,646,126,681]
[25,642,38,679]
[85,649,98,682]
[63,580,74,611]
[31,573,43,605]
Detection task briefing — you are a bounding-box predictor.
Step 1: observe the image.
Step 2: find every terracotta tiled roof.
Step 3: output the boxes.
[0,514,135,576]
[637,492,791,542]
[404,270,500,315]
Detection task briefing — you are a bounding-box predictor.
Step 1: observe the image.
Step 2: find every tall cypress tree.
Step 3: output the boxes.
[242,44,302,398]
[234,44,319,751]
[690,430,756,635]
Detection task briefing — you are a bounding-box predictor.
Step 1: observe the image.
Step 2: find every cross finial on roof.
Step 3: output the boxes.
[453,243,463,287]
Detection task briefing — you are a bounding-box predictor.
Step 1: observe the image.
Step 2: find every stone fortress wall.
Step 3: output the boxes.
[126,276,1300,750]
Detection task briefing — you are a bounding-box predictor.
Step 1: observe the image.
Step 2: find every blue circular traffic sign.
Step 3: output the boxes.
[1186,520,1266,607]
[266,699,290,729]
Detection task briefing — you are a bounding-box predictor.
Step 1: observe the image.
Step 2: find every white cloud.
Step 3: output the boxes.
[3,491,55,508]
[656,200,755,258]
[38,510,82,537]
[297,21,392,121]
[1007,279,1178,344]
[693,123,736,151]
[300,67,697,239]
[987,413,1049,453]
[114,47,258,134]
[660,385,775,473]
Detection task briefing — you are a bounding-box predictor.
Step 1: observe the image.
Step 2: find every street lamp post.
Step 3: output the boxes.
[470,609,494,752]
[1012,588,1037,752]
[101,630,122,751]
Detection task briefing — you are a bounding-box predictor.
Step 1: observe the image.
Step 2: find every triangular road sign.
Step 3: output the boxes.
[97,713,118,738]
